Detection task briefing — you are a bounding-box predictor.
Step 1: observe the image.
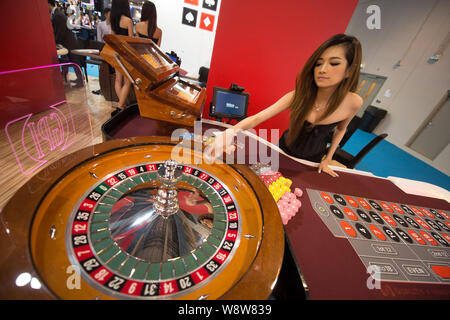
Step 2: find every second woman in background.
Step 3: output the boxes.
[135,1,162,46]
[110,0,133,111]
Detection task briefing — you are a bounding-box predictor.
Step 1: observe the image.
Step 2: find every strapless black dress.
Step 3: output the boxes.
[278,120,338,162]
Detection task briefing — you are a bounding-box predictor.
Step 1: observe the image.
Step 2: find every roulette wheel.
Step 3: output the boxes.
[0,136,284,300]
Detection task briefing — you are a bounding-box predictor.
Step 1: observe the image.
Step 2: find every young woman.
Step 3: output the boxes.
[135,1,162,46]
[206,34,363,177]
[110,0,133,111]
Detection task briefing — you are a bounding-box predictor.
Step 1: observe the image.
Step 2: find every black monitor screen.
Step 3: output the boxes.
[211,87,249,119]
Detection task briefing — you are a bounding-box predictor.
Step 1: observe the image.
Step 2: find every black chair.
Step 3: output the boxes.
[339,115,362,147]
[198,67,209,88]
[326,115,362,149]
[88,40,105,51]
[79,40,105,84]
[86,40,105,70]
[166,51,182,66]
[332,133,388,169]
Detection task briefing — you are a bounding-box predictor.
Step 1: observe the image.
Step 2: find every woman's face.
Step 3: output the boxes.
[314,45,349,89]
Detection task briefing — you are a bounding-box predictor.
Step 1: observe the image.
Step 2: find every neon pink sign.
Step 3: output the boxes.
[5,100,77,175]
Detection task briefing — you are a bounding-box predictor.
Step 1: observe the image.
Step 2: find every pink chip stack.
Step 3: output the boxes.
[277,187,303,225]
[257,170,303,225]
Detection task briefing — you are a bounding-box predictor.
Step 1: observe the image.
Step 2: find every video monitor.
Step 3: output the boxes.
[210,87,249,120]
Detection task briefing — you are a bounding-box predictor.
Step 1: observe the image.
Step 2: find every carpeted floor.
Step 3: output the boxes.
[344,129,450,191]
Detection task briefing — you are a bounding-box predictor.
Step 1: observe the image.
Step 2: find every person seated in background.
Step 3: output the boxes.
[48,0,84,88]
[66,6,80,30]
[68,0,79,21]
[81,12,92,28]
[97,7,111,43]
[135,1,162,46]
[93,13,101,27]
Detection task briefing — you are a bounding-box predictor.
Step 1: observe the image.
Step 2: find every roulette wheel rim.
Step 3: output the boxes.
[0,136,284,300]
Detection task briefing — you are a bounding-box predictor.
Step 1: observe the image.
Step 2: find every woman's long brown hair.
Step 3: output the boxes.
[110,0,131,34]
[286,34,362,147]
[141,1,157,40]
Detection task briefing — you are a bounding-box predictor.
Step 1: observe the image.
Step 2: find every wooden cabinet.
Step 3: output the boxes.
[100,35,205,127]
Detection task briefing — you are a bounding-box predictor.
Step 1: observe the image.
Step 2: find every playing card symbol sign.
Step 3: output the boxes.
[184,0,199,5]
[199,12,215,32]
[203,0,218,11]
[182,7,197,27]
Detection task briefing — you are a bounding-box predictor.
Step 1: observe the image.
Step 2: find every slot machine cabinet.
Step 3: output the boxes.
[100,35,206,131]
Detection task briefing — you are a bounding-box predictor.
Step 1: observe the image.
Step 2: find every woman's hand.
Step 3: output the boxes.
[203,128,237,161]
[318,157,339,177]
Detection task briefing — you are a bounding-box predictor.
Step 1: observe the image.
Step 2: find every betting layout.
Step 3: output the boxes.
[68,162,241,299]
[307,188,450,284]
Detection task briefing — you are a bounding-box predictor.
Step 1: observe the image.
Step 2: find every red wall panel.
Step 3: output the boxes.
[0,1,58,71]
[0,0,63,125]
[204,0,359,133]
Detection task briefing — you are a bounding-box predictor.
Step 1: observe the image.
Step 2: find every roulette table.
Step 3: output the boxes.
[101,107,450,299]
[0,137,284,299]
[278,147,450,299]
[307,189,450,285]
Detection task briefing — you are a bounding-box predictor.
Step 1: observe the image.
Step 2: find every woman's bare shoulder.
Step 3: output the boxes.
[120,15,133,25]
[135,21,145,33]
[345,92,363,110]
